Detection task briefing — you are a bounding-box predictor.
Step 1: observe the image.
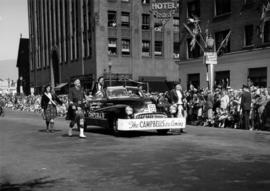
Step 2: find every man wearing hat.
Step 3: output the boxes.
[241,84,252,130]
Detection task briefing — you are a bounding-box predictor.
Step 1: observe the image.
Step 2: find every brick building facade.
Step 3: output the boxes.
[178,0,270,90]
[28,0,181,92]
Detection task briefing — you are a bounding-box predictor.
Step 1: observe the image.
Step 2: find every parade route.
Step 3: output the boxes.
[1,110,270,191]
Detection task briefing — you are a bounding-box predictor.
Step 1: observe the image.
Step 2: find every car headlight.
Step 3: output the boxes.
[125,106,133,115]
[169,105,177,114]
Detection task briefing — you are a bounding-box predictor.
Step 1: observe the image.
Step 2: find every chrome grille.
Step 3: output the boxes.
[135,113,167,119]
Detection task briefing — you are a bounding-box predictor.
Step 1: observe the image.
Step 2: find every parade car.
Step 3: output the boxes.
[84,86,186,135]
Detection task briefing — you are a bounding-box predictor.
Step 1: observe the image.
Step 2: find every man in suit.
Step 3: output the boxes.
[241,84,252,130]
[169,83,187,133]
[169,83,186,117]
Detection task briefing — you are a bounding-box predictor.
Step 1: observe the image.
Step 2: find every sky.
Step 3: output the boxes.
[0,0,28,80]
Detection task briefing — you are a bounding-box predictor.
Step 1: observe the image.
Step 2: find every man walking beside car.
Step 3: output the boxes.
[169,83,186,118]
[67,79,87,138]
[169,83,187,133]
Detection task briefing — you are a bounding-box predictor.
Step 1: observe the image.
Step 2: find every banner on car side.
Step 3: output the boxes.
[117,117,185,131]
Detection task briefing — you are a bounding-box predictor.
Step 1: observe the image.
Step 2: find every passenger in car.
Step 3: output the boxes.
[92,76,105,97]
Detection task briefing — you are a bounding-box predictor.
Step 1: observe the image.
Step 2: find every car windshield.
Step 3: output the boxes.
[106,87,130,98]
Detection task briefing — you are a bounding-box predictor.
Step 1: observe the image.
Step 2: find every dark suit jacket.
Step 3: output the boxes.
[241,91,251,111]
[41,93,62,110]
[68,87,85,104]
[169,89,185,104]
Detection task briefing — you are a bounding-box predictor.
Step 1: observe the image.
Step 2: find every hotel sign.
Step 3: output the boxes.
[151,0,178,25]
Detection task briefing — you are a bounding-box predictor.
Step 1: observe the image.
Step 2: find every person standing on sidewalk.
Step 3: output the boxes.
[41,85,63,132]
[240,85,252,130]
[67,79,87,138]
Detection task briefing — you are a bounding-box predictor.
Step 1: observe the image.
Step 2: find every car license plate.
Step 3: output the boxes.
[148,104,156,113]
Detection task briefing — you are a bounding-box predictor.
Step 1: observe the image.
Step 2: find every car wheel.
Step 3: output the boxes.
[83,122,87,131]
[157,129,169,135]
[111,118,121,137]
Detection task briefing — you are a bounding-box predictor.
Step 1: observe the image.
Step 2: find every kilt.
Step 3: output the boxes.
[44,104,57,121]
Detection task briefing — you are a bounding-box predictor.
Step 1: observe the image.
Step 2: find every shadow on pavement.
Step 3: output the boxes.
[85,126,181,138]
[0,176,65,191]
[38,129,62,133]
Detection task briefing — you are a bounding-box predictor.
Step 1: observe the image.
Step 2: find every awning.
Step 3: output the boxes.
[54,83,68,91]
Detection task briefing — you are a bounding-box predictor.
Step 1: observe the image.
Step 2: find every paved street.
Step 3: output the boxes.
[0,110,270,191]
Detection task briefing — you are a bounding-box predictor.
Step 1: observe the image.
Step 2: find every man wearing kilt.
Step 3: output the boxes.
[67,79,87,138]
[41,85,63,132]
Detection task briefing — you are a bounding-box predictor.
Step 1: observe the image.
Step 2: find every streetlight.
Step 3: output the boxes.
[205,35,216,93]
[108,61,112,86]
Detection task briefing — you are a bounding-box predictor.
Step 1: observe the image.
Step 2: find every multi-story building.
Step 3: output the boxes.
[178,0,270,90]
[28,0,181,92]
[17,37,30,95]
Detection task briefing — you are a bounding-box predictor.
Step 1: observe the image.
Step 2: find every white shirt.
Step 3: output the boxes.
[220,94,229,109]
[176,90,183,104]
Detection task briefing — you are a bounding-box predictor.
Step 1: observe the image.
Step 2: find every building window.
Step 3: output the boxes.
[215,71,230,89]
[187,73,200,90]
[108,38,117,55]
[215,30,231,54]
[264,21,270,43]
[108,11,117,27]
[187,0,200,18]
[121,12,130,27]
[187,38,201,59]
[121,39,130,56]
[142,40,151,57]
[244,25,253,46]
[154,41,163,56]
[142,0,150,5]
[248,67,267,88]
[173,17,180,32]
[142,14,150,30]
[215,0,231,16]
[173,42,180,59]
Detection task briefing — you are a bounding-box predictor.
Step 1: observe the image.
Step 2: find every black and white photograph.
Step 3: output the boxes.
[0,0,270,190]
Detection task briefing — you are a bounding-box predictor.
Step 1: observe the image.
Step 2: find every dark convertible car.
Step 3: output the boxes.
[84,86,186,135]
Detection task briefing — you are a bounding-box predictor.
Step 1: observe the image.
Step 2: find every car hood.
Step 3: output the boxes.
[107,97,156,113]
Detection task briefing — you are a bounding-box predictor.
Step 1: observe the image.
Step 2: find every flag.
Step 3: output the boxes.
[261,4,266,21]
[217,31,231,55]
[190,38,196,51]
[258,1,270,39]
[261,2,270,22]
[183,22,200,51]
[183,23,196,50]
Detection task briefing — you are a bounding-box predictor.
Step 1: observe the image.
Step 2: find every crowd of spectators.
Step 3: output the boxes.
[160,84,270,131]
[1,82,270,131]
[0,94,68,117]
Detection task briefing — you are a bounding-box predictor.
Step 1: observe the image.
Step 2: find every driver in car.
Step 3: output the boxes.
[92,76,105,98]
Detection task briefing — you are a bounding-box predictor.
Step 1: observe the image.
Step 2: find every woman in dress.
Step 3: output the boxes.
[41,85,63,132]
